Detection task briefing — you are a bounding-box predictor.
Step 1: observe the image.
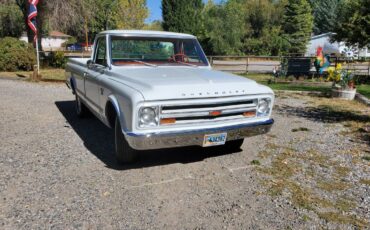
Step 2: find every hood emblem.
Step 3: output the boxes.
[181,89,246,97]
[209,111,222,116]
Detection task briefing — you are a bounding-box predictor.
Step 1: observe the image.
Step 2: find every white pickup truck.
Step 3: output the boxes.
[65,30,274,163]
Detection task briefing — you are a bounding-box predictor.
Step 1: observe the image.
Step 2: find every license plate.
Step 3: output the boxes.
[203,133,227,147]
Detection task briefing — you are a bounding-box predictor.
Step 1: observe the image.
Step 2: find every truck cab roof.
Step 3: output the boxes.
[99,30,196,39]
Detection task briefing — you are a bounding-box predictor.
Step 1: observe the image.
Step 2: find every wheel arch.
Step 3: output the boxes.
[105,95,127,132]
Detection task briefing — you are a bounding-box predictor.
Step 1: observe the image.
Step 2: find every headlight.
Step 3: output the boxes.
[139,107,158,127]
[257,98,271,116]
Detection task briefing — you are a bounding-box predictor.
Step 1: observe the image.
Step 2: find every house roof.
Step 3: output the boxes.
[49,31,71,38]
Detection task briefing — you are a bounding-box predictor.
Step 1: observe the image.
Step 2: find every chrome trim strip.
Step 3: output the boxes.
[160,107,256,119]
[125,119,274,150]
[127,119,274,137]
[160,99,258,109]
[161,102,257,114]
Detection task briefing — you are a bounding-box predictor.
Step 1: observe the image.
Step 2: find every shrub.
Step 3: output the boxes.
[61,37,77,48]
[49,51,67,68]
[0,37,36,71]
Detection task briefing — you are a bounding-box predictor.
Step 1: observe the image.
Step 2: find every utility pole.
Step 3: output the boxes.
[84,16,89,52]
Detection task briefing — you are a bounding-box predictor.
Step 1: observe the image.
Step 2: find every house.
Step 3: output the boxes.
[305,32,370,58]
[20,31,71,51]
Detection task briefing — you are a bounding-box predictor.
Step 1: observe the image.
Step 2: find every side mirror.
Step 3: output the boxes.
[87,60,93,69]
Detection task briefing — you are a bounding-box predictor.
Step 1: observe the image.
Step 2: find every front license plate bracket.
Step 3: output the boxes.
[203,133,227,147]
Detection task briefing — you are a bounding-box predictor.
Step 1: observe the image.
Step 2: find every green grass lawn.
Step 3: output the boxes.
[357,84,370,98]
[242,73,370,98]
[0,68,65,81]
[265,82,331,93]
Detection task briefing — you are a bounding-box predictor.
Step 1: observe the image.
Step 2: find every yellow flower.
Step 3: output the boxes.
[336,63,342,70]
[327,67,335,73]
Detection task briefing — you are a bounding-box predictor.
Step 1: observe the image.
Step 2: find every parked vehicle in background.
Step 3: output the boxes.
[66,43,82,51]
[80,42,93,51]
[65,30,275,163]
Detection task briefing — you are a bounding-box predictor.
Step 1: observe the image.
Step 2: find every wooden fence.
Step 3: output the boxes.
[51,51,370,77]
[207,56,370,76]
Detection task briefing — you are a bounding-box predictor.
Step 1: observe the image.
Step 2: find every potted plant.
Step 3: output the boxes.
[327,64,356,100]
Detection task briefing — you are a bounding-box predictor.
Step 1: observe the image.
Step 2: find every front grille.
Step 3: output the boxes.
[159,99,258,125]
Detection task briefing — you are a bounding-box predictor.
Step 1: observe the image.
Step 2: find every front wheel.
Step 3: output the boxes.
[115,116,137,163]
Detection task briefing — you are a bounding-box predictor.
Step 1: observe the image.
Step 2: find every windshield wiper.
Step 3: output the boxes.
[175,61,198,67]
[132,60,157,67]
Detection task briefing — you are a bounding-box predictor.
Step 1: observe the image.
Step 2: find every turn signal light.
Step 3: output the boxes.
[160,118,176,125]
[243,111,256,118]
[209,111,222,116]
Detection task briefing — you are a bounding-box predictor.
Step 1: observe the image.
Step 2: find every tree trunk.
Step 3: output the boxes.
[36,0,46,51]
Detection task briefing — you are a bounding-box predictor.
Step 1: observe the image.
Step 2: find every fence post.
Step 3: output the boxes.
[209,56,213,66]
[246,57,249,75]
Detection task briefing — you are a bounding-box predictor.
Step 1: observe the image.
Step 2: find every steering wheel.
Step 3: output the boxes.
[169,53,189,63]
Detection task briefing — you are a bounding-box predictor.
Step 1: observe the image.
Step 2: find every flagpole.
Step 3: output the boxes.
[35,35,40,74]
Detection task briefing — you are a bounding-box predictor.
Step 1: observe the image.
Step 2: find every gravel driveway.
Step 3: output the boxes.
[0,78,369,229]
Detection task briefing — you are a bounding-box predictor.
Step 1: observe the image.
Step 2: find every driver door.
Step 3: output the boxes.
[84,37,107,114]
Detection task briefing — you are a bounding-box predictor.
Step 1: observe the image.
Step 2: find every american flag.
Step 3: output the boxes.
[28,0,39,41]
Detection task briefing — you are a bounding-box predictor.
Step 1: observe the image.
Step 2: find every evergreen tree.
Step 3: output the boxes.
[241,0,290,55]
[0,3,24,38]
[162,0,204,35]
[310,0,341,35]
[203,0,245,55]
[332,0,369,48]
[282,0,313,54]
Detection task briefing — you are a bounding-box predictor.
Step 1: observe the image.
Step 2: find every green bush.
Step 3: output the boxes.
[49,51,67,68]
[61,37,77,48]
[0,37,36,71]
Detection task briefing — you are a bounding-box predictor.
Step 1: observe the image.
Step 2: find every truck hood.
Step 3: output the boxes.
[109,67,273,100]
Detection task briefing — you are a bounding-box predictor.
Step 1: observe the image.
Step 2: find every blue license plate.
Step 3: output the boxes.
[203,133,227,147]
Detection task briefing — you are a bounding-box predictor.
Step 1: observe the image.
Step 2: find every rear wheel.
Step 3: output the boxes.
[76,94,89,118]
[115,116,137,163]
[224,139,244,151]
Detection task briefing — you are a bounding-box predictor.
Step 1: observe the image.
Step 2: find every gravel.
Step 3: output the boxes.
[0,78,369,229]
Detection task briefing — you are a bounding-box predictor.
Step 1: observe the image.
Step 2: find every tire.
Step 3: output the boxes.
[224,139,244,151]
[75,94,89,118]
[115,116,137,163]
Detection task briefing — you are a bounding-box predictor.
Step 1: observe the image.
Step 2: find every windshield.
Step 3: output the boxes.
[110,36,209,66]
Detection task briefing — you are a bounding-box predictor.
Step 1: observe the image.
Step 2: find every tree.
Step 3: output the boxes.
[45,0,86,39]
[45,0,148,40]
[309,0,341,35]
[162,0,204,35]
[282,0,313,54]
[0,2,24,38]
[143,20,163,31]
[238,0,289,55]
[114,0,148,29]
[202,0,245,55]
[332,0,369,48]
[244,0,274,38]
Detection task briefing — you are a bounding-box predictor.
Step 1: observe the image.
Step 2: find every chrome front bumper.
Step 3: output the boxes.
[125,119,274,150]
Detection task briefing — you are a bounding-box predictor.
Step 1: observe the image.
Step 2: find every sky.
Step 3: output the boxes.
[146,0,222,23]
